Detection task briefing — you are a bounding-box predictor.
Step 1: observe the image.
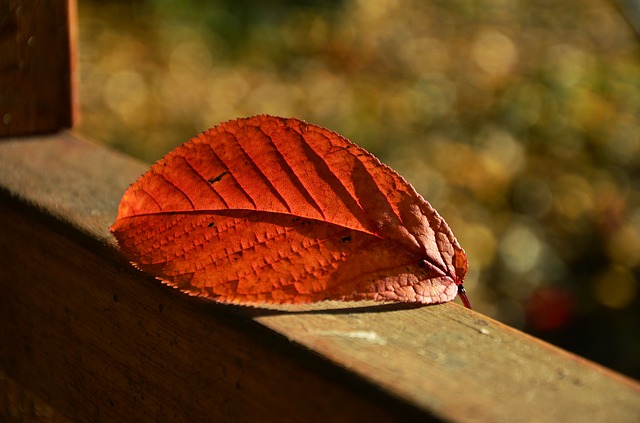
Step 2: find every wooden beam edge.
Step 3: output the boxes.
[1,131,639,423]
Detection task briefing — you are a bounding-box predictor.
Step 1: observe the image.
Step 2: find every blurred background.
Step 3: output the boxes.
[76,0,640,380]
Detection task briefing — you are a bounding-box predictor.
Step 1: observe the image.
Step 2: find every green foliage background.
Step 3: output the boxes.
[78,0,640,379]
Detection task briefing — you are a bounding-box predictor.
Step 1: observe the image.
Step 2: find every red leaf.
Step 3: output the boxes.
[110,116,469,307]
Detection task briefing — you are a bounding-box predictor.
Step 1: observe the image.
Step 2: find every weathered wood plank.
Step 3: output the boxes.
[0,0,76,137]
[1,132,639,422]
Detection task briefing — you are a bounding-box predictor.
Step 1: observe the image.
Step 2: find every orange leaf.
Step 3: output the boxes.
[110,116,469,307]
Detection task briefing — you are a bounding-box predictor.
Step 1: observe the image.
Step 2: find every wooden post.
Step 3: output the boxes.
[0,0,76,137]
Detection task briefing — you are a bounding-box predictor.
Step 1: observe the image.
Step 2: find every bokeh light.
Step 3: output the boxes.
[76,0,640,379]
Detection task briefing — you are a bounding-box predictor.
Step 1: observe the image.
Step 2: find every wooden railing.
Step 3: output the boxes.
[1,2,639,422]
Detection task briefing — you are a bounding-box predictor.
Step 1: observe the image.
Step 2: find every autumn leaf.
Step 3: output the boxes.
[110,115,470,307]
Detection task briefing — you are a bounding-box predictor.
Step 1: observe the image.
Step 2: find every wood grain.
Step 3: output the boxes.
[1,133,639,422]
[0,0,76,137]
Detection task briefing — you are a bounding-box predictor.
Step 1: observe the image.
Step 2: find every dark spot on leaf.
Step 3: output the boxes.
[208,221,215,227]
[340,236,352,243]
[208,171,228,184]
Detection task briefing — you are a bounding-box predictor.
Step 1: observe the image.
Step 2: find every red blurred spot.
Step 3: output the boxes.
[526,287,576,332]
